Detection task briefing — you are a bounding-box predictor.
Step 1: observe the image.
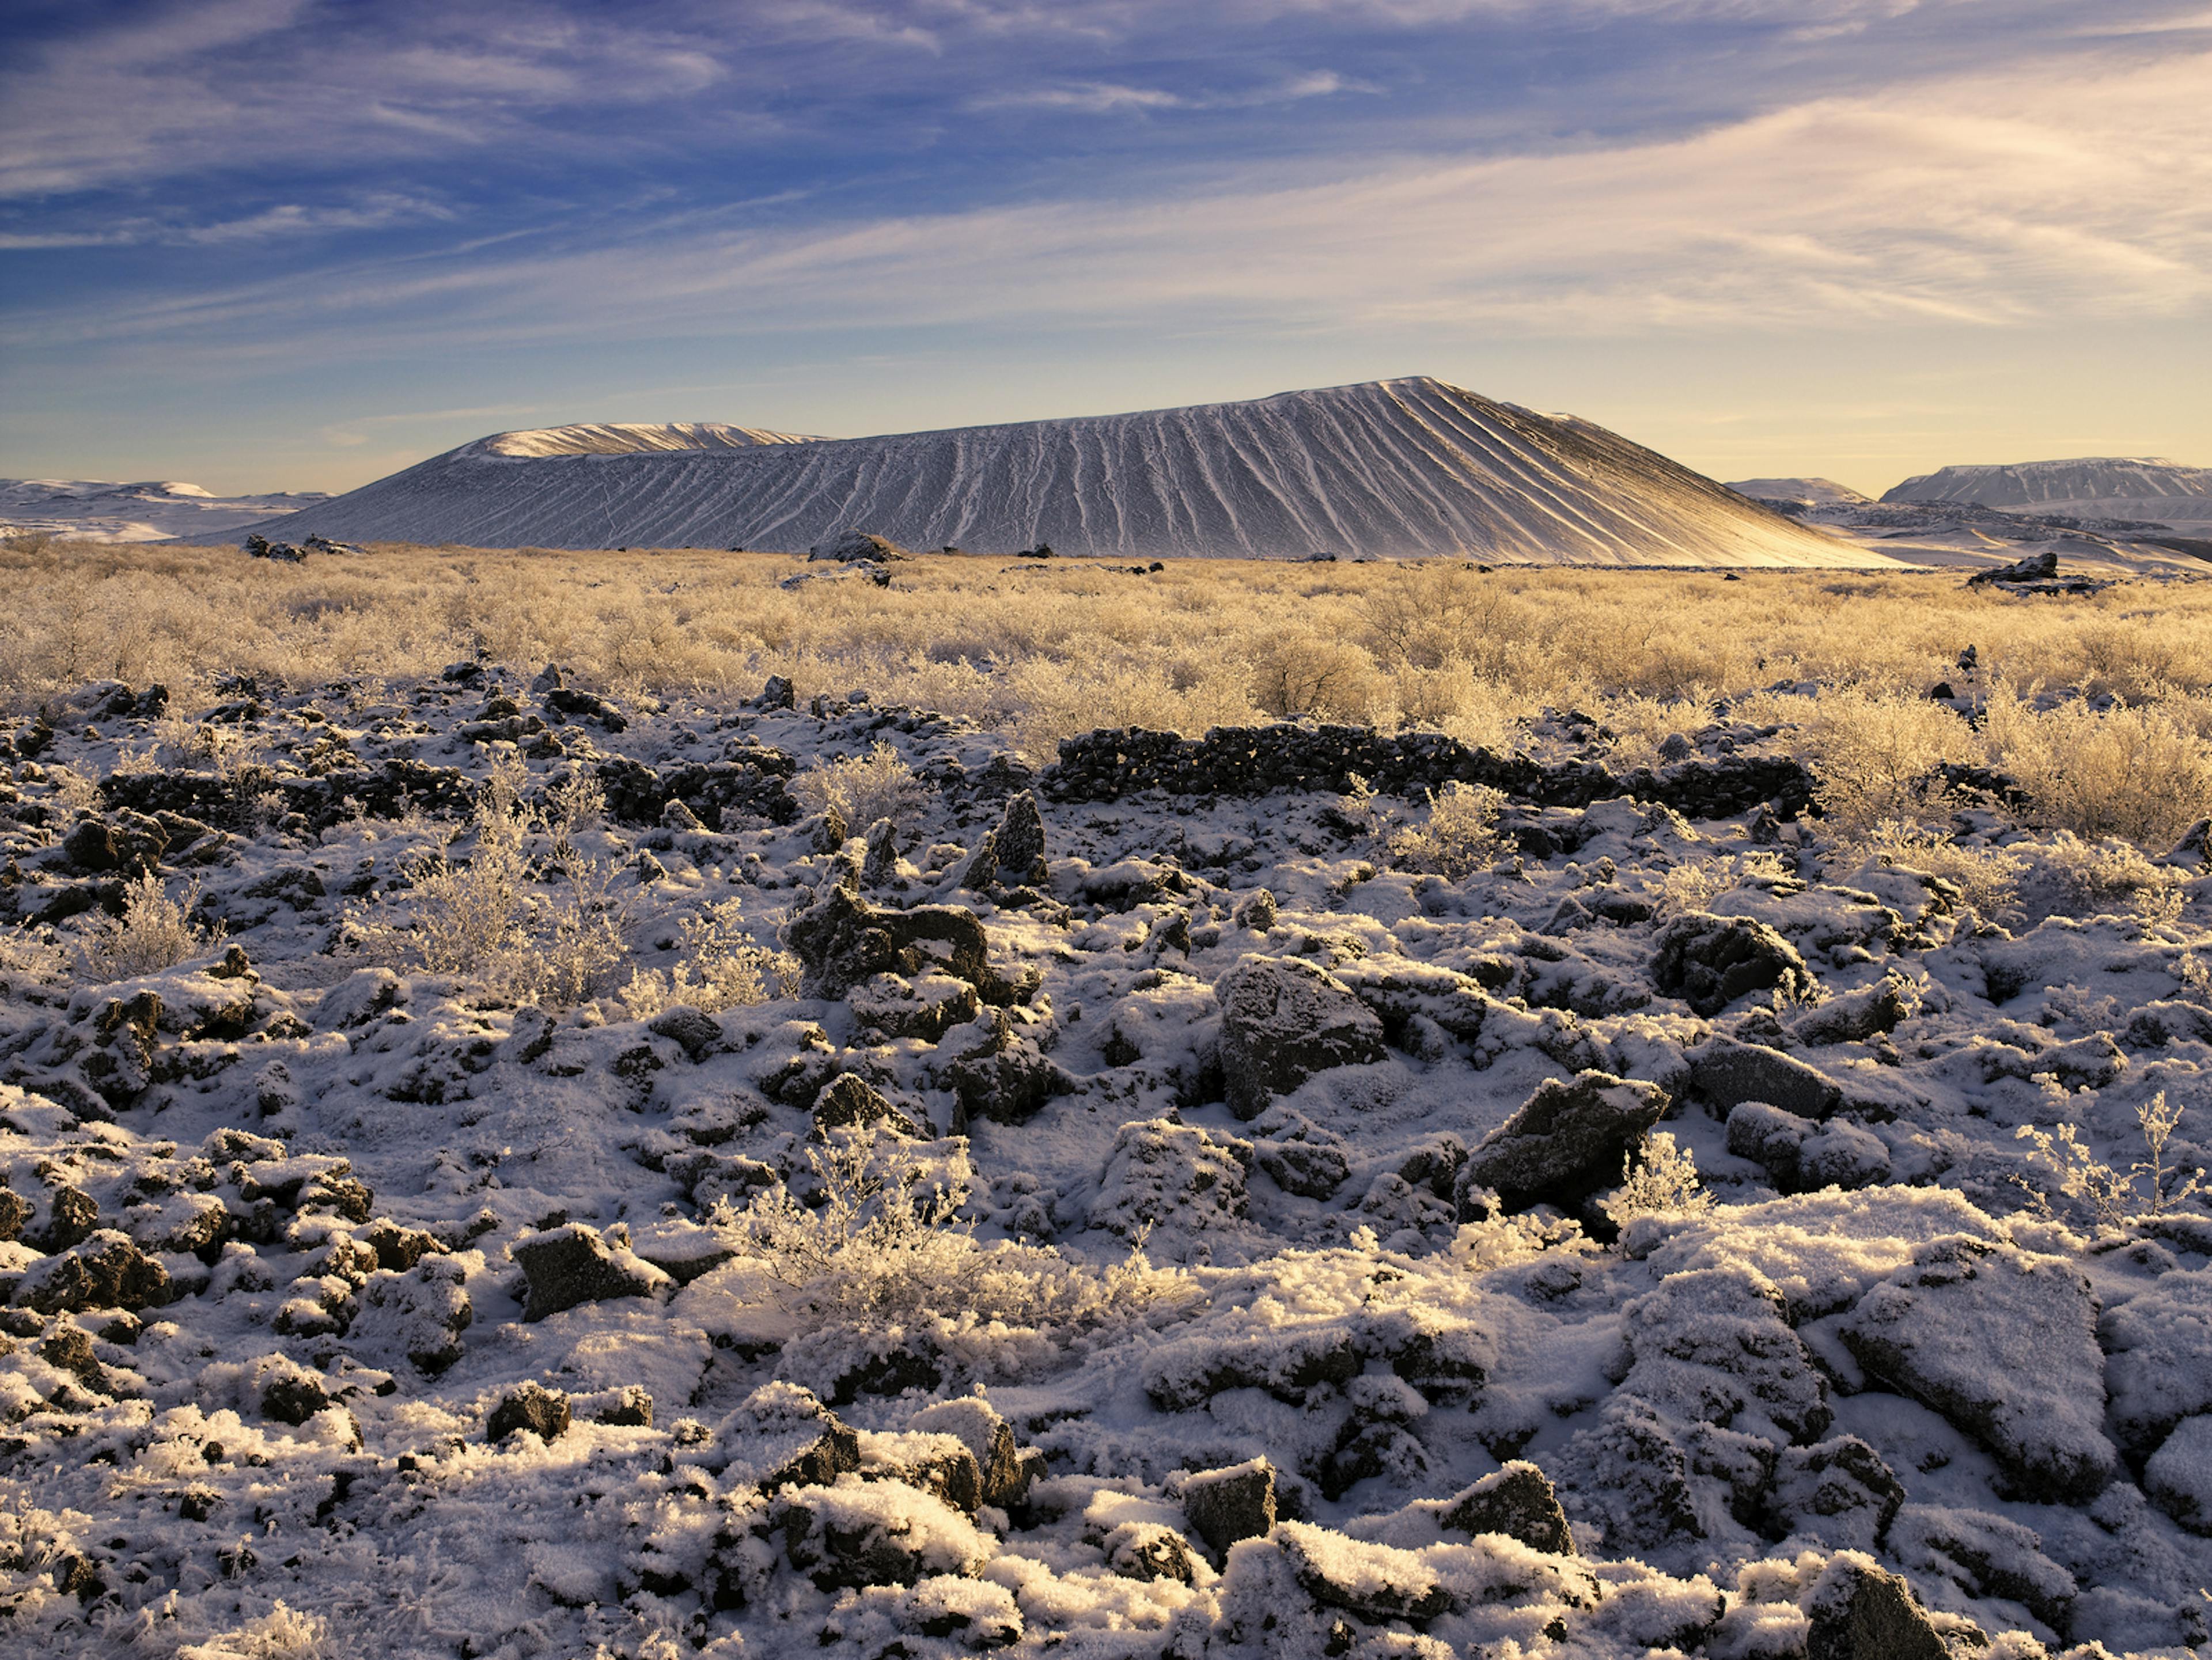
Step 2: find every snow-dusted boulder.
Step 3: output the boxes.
[1801,1553,1953,1660]
[1765,1436,1904,1551]
[1840,1236,2116,1503]
[1438,1461,1575,1555]
[1214,953,1387,1119]
[13,1229,169,1314]
[1456,1070,1671,1215]
[808,529,911,563]
[1089,1117,1252,1240]
[1651,912,1816,1016]
[2101,1265,2212,1455]
[2145,1415,2212,1535]
[1615,1265,1832,1446]
[510,1223,671,1322]
[772,1474,990,1589]
[1692,1037,1849,1121]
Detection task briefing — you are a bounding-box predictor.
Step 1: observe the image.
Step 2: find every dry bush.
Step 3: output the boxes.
[79,871,217,982]
[1244,627,1387,723]
[1779,687,1978,835]
[1983,688,2212,847]
[790,740,930,829]
[621,897,796,1019]
[1385,781,1508,880]
[1850,822,2027,922]
[353,757,630,1006]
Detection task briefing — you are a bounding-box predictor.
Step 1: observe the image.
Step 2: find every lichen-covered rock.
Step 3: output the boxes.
[1652,912,1816,1017]
[785,884,1002,1001]
[488,1381,571,1443]
[1214,953,1387,1119]
[2101,1265,2212,1456]
[1841,1235,2116,1503]
[1090,1118,1252,1239]
[510,1223,671,1322]
[1765,1436,1905,1551]
[1801,1552,1954,1660]
[1181,1458,1278,1556]
[1456,1070,1671,1215]
[14,1230,169,1314]
[1438,1461,1575,1555]
[773,1475,990,1590]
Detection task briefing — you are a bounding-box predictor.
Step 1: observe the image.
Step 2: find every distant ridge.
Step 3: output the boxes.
[479,422,825,457]
[240,378,1890,566]
[1883,457,2212,531]
[1726,477,1869,506]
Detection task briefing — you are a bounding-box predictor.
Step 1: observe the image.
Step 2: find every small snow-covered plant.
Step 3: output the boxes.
[542,767,605,860]
[791,740,929,829]
[48,764,103,818]
[622,897,794,1018]
[717,1127,1183,1337]
[78,870,217,982]
[175,1601,329,1660]
[1853,820,2027,922]
[355,753,631,1006]
[2177,951,2212,1003]
[0,923,68,991]
[2015,1091,2205,1229]
[1600,1131,1714,1231]
[1386,780,1506,881]
[2033,831,2188,922]
[1336,772,1393,839]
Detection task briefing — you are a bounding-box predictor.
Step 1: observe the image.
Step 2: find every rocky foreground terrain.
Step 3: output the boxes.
[1,666,2210,1659]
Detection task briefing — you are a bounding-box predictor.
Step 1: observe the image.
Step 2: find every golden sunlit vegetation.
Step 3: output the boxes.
[6,538,2212,846]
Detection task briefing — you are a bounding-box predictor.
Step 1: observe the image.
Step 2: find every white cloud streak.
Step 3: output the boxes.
[15,45,2201,359]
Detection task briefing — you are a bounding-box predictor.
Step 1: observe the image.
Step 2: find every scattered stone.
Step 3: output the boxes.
[1456,1070,1671,1215]
[1181,1458,1278,1556]
[785,884,1002,1001]
[1802,1553,1952,1660]
[1651,912,1817,1016]
[646,1005,724,1062]
[812,1072,925,1138]
[808,529,911,564]
[1437,1461,1575,1555]
[509,1223,671,1322]
[488,1382,572,1443]
[1215,953,1388,1119]
[1766,1437,1906,1551]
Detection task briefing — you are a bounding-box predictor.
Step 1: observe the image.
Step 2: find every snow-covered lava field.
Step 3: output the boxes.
[5,545,2212,1659]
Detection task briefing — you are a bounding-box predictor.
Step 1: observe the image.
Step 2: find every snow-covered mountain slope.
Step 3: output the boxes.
[239,378,1887,566]
[1,477,328,543]
[479,422,826,457]
[1883,457,2212,531]
[1725,476,1869,505]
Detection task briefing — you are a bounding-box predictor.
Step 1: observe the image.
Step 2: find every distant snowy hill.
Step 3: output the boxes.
[1882,457,2212,531]
[240,378,1888,566]
[1,477,328,543]
[1726,477,1869,506]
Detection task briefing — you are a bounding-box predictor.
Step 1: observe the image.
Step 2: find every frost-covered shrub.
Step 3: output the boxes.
[1599,1131,1713,1230]
[1794,688,1976,835]
[1386,781,1506,881]
[78,870,216,982]
[1245,627,1385,723]
[622,896,796,1018]
[1652,850,1791,918]
[1986,686,2212,846]
[174,1602,330,1660]
[2015,1091,2203,1230]
[717,1127,1183,1349]
[791,740,929,830]
[353,756,631,1006]
[2029,831,2189,923]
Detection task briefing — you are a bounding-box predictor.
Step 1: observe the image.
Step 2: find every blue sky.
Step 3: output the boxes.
[2,0,2208,495]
